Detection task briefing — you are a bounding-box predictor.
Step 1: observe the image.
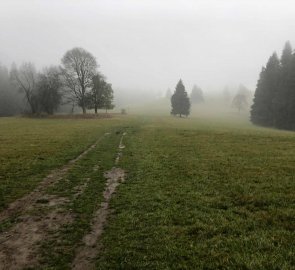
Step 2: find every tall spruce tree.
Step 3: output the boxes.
[171,79,190,117]
[282,53,295,129]
[273,42,293,129]
[251,53,280,126]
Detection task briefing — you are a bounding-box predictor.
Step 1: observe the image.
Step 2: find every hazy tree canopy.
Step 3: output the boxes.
[171,79,190,117]
[232,84,251,112]
[0,64,22,116]
[232,93,248,112]
[0,47,114,116]
[85,74,114,113]
[190,85,204,104]
[280,41,292,68]
[37,67,63,115]
[165,88,172,99]
[251,41,295,130]
[10,62,39,114]
[101,83,114,113]
[237,84,251,98]
[61,47,98,114]
[85,74,105,114]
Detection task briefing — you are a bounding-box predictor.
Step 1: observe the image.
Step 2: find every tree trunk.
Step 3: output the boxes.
[82,106,86,114]
[94,106,97,114]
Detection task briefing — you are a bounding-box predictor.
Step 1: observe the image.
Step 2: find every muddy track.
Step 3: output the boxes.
[0,134,109,270]
[0,134,107,224]
[0,181,90,270]
[72,132,127,270]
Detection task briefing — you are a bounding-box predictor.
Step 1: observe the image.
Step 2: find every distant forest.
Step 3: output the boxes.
[0,47,114,116]
[251,41,295,130]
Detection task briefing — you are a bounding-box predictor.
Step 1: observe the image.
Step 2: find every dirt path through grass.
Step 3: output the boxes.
[72,132,126,270]
[0,134,108,224]
[0,133,110,269]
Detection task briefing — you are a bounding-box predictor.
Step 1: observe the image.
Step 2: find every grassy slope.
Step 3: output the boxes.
[0,116,127,209]
[97,116,295,269]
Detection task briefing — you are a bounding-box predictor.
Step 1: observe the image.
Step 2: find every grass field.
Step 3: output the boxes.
[0,116,128,209]
[0,114,294,269]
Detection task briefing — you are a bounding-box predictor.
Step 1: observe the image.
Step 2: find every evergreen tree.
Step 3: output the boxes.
[251,53,280,126]
[273,41,293,128]
[171,79,190,117]
[190,85,204,104]
[282,53,295,129]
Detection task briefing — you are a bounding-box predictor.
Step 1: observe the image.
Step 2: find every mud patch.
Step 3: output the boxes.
[0,175,94,269]
[35,195,70,208]
[72,133,126,270]
[0,134,107,223]
[0,133,109,269]
[0,209,73,270]
[115,132,127,165]
[72,168,125,270]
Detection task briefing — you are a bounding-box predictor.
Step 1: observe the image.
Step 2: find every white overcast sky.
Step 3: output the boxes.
[0,0,295,93]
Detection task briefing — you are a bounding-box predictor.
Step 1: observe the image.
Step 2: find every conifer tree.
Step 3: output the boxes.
[251,53,280,126]
[273,41,293,128]
[171,79,190,117]
[282,53,295,129]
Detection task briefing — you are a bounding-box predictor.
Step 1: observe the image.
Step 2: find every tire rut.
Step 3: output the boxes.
[0,134,109,270]
[72,132,127,270]
[0,134,108,224]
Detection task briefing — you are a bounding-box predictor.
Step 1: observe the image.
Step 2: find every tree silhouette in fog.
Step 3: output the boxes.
[190,85,204,104]
[61,47,98,114]
[251,41,295,130]
[171,79,190,117]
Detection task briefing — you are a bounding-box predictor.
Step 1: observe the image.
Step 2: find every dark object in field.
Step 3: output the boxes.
[171,79,190,117]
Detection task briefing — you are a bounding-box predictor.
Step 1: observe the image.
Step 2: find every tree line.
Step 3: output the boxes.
[251,41,295,130]
[168,79,252,117]
[166,84,205,105]
[0,47,114,116]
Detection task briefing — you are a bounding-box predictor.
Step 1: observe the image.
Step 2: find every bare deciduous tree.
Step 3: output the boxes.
[10,62,38,114]
[61,47,98,114]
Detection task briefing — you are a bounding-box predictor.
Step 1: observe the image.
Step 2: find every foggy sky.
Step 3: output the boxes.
[1,0,295,94]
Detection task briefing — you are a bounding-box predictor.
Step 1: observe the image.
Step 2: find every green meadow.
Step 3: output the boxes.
[0,113,294,269]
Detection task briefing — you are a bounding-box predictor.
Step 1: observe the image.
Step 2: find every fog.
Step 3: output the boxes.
[1,0,295,104]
